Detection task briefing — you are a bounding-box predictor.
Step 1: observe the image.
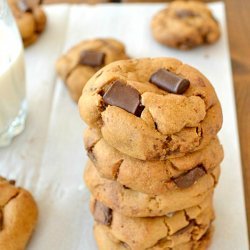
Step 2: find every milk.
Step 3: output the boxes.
[0,21,26,146]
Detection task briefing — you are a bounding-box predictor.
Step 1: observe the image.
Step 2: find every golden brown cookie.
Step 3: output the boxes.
[91,196,214,250]
[79,58,222,160]
[84,127,224,195]
[84,161,220,217]
[94,223,213,250]
[0,177,38,250]
[56,38,129,102]
[151,1,220,50]
[8,0,47,47]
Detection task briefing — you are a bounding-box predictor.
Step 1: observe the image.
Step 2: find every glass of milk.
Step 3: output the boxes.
[0,0,27,147]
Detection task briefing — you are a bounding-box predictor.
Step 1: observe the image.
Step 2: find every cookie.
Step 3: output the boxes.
[151,1,220,50]
[84,127,223,194]
[56,38,129,102]
[84,161,220,217]
[91,196,214,249]
[79,58,222,160]
[0,177,38,250]
[9,0,47,47]
[94,223,213,250]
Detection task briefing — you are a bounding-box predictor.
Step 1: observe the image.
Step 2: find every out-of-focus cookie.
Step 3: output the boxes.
[79,58,222,161]
[91,196,214,250]
[8,0,47,47]
[56,38,129,102]
[84,127,223,194]
[84,161,220,217]
[151,1,220,50]
[0,177,38,250]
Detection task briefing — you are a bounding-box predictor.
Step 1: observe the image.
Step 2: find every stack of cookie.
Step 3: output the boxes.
[79,58,223,249]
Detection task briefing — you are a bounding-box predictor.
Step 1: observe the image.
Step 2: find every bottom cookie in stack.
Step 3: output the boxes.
[94,225,213,250]
[91,196,214,250]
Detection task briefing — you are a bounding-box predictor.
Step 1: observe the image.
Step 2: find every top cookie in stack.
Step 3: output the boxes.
[79,58,222,160]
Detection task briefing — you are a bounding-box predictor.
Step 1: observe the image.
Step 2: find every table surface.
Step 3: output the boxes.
[41,0,250,242]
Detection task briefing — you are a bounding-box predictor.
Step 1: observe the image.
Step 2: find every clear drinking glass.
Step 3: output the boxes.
[0,0,27,147]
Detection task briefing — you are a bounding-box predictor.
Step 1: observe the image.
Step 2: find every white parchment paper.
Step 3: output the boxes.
[0,3,249,249]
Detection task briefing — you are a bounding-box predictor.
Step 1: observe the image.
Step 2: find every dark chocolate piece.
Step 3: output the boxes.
[87,148,96,162]
[9,180,16,186]
[149,69,190,94]
[93,200,112,226]
[121,242,130,249]
[103,80,144,117]
[173,166,206,189]
[175,9,197,18]
[79,51,105,67]
[174,220,195,235]
[18,0,32,12]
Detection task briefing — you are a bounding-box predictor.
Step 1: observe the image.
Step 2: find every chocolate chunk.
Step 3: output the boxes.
[93,200,112,226]
[173,166,206,189]
[9,180,16,186]
[18,0,32,12]
[121,242,130,249]
[79,51,105,67]
[87,148,96,162]
[175,9,197,18]
[103,80,144,117]
[174,220,195,235]
[149,69,190,94]
[0,210,3,231]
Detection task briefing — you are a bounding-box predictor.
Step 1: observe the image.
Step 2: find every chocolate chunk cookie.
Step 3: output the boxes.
[9,0,47,47]
[91,196,214,250]
[0,177,38,250]
[56,38,129,102]
[84,127,223,194]
[151,1,220,50]
[79,58,222,160]
[84,161,220,217]
[94,223,213,250]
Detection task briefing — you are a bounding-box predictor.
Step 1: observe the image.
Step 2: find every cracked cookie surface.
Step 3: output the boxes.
[0,177,38,250]
[79,58,222,160]
[91,196,214,250]
[151,1,220,50]
[94,223,213,250]
[56,38,129,102]
[9,0,47,47]
[84,127,223,194]
[84,161,220,217]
